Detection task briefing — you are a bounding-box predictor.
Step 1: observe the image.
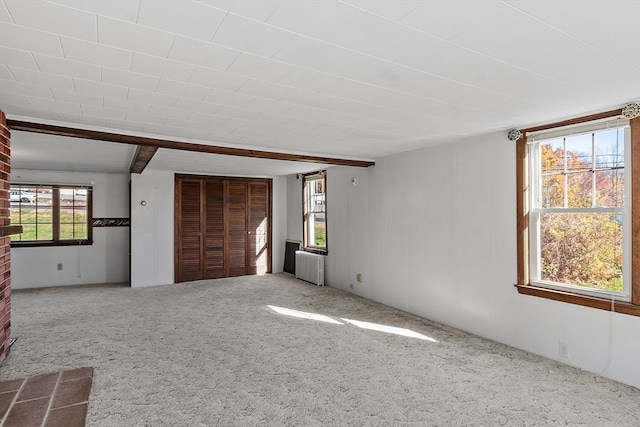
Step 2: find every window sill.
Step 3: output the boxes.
[515,284,640,317]
[303,247,327,256]
[11,240,93,248]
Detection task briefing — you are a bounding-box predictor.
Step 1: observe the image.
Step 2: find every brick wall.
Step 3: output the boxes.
[0,109,11,365]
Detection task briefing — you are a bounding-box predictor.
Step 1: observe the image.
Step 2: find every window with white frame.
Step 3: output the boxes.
[528,120,630,300]
[302,172,327,253]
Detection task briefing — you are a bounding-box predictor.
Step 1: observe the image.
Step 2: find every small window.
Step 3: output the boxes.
[10,184,93,246]
[303,172,327,253]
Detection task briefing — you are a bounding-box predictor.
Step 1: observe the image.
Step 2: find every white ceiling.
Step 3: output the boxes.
[1,0,639,175]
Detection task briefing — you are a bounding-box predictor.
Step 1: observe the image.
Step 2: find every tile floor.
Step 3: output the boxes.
[0,367,93,427]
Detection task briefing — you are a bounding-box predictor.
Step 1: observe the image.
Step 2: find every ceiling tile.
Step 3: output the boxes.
[51,87,103,107]
[212,13,295,57]
[226,53,294,82]
[73,78,128,100]
[277,67,341,92]
[127,88,177,107]
[0,64,13,80]
[104,118,146,132]
[103,97,150,114]
[30,96,81,115]
[101,67,160,92]
[267,0,362,42]
[344,0,425,21]
[279,89,337,109]
[272,35,348,71]
[81,104,126,120]
[47,0,141,23]
[0,79,53,98]
[235,79,294,99]
[399,1,477,40]
[130,53,195,82]
[97,15,175,57]
[156,79,211,101]
[187,111,224,124]
[8,66,74,90]
[168,36,240,71]
[316,97,369,115]
[0,46,38,70]
[188,66,247,91]
[0,1,10,22]
[61,36,132,70]
[125,110,167,125]
[148,104,192,120]
[34,53,101,81]
[203,88,255,108]
[4,0,97,42]
[137,0,226,41]
[0,23,64,57]
[196,0,282,22]
[0,92,32,108]
[173,97,220,114]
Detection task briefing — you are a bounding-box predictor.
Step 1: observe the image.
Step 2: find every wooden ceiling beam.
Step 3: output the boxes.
[129,145,158,174]
[7,120,376,168]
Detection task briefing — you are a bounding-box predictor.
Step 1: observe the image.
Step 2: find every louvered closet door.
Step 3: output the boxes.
[248,181,269,275]
[226,181,248,277]
[178,179,203,282]
[176,175,271,283]
[204,179,225,279]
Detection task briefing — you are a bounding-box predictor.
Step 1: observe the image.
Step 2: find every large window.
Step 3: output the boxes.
[10,184,92,246]
[516,111,639,316]
[303,172,327,253]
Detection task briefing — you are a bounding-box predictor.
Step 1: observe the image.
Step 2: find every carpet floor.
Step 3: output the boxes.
[0,273,638,426]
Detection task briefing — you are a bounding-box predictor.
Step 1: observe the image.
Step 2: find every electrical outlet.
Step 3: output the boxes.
[350,283,354,289]
[57,263,63,271]
[559,342,568,358]
[356,273,363,283]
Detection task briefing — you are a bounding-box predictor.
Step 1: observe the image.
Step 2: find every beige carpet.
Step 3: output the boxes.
[1,273,638,426]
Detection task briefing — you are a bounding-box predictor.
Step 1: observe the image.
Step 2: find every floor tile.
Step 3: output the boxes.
[45,403,88,427]
[17,372,59,402]
[60,367,93,382]
[0,378,24,393]
[0,391,17,419]
[3,396,50,427]
[51,377,92,409]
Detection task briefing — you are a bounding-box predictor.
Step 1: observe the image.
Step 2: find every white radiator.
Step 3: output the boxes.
[295,251,325,286]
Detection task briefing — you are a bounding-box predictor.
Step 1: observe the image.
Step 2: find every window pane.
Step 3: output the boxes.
[566,171,592,208]
[539,142,564,208]
[539,212,622,292]
[59,224,74,240]
[38,223,53,240]
[74,223,87,239]
[594,128,625,207]
[540,140,563,174]
[565,133,592,171]
[310,214,327,247]
[595,169,624,207]
[18,224,37,241]
[19,206,37,224]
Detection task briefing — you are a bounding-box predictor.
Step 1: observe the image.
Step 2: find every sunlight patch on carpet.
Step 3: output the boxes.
[342,318,439,342]
[267,305,344,324]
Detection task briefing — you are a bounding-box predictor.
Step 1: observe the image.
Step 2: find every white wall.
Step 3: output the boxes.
[295,132,640,389]
[10,170,130,288]
[130,170,174,287]
[130,171,286,287]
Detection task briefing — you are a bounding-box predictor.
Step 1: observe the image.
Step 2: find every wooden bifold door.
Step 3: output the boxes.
[175,174,272,283]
